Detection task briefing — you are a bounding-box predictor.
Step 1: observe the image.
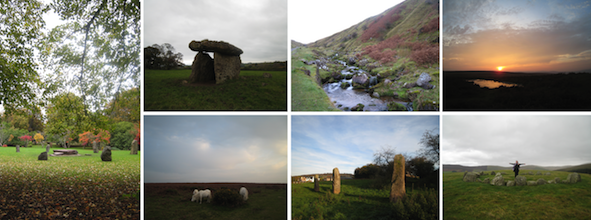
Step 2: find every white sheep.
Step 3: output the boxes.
[239,187,248,201]
[191,189,212,204]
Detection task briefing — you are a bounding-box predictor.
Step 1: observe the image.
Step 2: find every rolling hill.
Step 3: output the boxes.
[444,163,588,173]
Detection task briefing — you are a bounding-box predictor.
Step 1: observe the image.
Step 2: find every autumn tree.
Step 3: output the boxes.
[105,87,140,123]
[34,133,44,144]
[0,0,48,113]
[45,93,90,148]
[19,135,33,147]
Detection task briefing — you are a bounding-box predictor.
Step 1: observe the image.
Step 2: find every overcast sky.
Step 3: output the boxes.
[290,0,403,44]
[292,116,439,176]
[144,116,287,183]
[443,0,591,72]
[144,0,287,65]
[442,115,591,167]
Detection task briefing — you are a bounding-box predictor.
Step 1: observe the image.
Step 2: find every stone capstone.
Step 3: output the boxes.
[189,52,215,83]
[566,173,581,183]
[333,168,341,194]
[189,39,243,56]
[390,154,406,203]
[515,175,527,186]
[101,147,112,162]
[38,152,48,160]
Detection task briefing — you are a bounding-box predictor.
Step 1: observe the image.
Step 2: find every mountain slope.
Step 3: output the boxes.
[291,0,440,111]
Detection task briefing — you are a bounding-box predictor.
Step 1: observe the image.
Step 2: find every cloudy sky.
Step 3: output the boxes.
[290,0,403,44]
[292,116,439,176]
[144,116,287,183]
[443,0,591,72]
[442,115,591,167]
[144,0,287,65]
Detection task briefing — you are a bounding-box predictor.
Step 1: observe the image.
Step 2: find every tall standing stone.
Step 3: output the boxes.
[16,145,20,153]
[390,154,406,203]
[46,143,50,154]
[188,52,215,83]
[332,168,340,194]
[130,139,139,155]
[101,146,112,161]
[214,52,241,84]
[314,175,320,192]
[188,39,243,84]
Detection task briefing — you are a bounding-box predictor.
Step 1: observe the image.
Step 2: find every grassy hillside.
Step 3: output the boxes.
[145,69,287,110]
[444,170,591,220]
[291,0,439,111]
[558,163,591,175]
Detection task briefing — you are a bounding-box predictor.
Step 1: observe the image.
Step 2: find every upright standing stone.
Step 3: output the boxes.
[188,52,215,83]
[332,168,340,194]
[38,152,48,160]
[101,146,112,161]
[130,139,139,155]
[46,143,50,153]
[390,154,406,203]
[314,175,320,192]
[93,141,99,153]
[214,52,241,84]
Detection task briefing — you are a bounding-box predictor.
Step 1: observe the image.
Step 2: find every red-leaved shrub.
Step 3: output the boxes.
[410,43,439,67]
[360,4,406,42]
[421,17,439,34]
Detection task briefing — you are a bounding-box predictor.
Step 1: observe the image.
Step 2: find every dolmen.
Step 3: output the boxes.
[188,39,243,84]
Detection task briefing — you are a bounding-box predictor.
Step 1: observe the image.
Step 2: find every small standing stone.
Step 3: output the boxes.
[46,143,50,153]
[566,173,581,183]
[515,175,527,186]
[38,152,48,160]
[130,139,138,155]
[93,141,99,153]
[16,145,20,153]
[101,146,112,161]
[390,154,406,203]
[332,168,340,194]
[314,175,320,192]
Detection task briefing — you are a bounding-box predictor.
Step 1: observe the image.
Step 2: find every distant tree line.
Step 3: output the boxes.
[241,61,287,71]
[144,43,184,70]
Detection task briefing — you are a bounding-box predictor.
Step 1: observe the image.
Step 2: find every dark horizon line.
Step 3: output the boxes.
[144,181,288,184]
[442,163,589,167]
[443,70,591,74]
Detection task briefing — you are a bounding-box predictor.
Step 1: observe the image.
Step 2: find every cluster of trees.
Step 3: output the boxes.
[354,129,439,188]
[144,43,184,70]
[1,0,140,151]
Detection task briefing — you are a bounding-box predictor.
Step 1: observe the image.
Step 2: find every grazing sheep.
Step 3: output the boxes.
[191,189,212,204]
[239,187,248,201]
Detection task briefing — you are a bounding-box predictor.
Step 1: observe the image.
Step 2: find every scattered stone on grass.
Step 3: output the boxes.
[101,146,112,162]
[527,181,537,186]
[38,152,48,160]
[515,175,527,186]
[507,181,515,186]
[463,172,478,182]
[333,168,340,194]
[536,178,546,185]
[566,173,581,183]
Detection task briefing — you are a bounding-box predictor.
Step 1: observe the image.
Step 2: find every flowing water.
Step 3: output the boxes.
[322,61,411,111]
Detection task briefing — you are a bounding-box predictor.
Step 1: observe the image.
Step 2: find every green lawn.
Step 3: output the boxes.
[292,179,438,220]
[444,170,591,220]
[144,69,287,110]
[290,47,340,111]
[144,184,287,220]
[0,145,140,219]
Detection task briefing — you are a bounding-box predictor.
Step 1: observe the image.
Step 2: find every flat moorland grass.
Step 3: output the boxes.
[444,170,591,220]
[292,179,438,220]
[0,145,140,219]
[144,69,287,110]
[144,183,287,220]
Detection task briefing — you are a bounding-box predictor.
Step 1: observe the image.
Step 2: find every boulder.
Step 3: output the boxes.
[463,172,478,182]
[352,73,369,87]
[491,174,504,186]
[536,171,542,175]
[566,173,581,183]
[350,103,364,111]
[390,154,405,203]
[214,52,241,84]
[416,72,434,89]
[500,172,507,175]
[507,181,515,186]
[527,181,537,186]
[515,175,527,186]
[482,178,490,184]
[101,147,112,162]
[384,79,392,85]
[490,171,496,176]
[545,172,551,175]
[536,178,546,185]
[332,168,340,194]
[189,52,215,83]
[548,180,555,184]
[38,152,48,160]
[189,39,243,56]
[554,177,561,183]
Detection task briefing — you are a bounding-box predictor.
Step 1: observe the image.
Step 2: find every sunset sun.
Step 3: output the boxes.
[497,66,504,71]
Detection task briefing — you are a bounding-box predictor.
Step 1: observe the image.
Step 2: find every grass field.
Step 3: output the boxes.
[144,69,287,110]
[292,179,438,220]
[444,170,591,220]
[0,145,140,219]
[290,47,340,111]
[144,183,287,220]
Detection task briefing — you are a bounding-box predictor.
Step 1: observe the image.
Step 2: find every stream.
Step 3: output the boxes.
[322,61,412,111]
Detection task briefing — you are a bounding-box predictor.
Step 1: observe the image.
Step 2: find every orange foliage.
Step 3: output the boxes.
[79,129,111,146]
